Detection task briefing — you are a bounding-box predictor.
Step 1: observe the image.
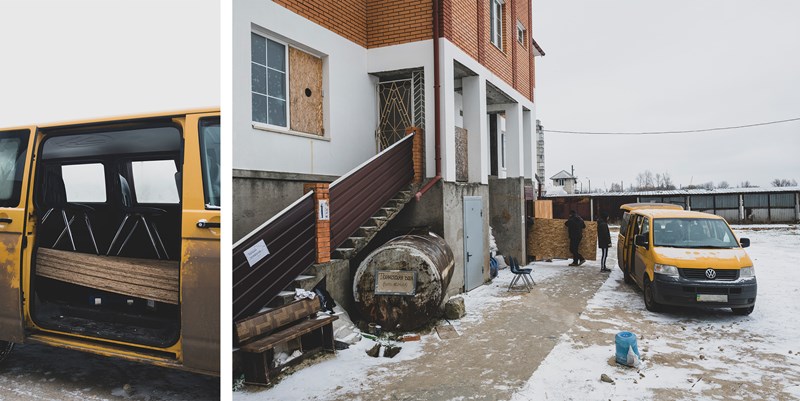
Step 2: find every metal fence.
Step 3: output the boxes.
[329,133,415,249]
[232,193,316,321]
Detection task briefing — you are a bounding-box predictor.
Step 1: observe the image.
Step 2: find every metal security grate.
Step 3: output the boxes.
[680,268,739,281]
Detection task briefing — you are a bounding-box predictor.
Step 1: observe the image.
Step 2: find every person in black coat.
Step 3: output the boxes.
[565,210,586,266]
[597,211,612,272]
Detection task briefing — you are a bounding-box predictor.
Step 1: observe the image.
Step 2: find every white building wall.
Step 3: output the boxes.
[233,0,377,176]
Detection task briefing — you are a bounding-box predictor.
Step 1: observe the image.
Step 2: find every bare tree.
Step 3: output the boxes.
[609,182,624,192]
[717,181,729,189]
[635,170,656,190]
[740,181,758,188]
[772,178,798,187]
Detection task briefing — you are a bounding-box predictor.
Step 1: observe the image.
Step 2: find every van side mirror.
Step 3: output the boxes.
[635,234,649,248]
[740,238,750,248]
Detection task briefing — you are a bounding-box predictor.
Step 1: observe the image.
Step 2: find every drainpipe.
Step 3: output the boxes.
[415,0,442,202]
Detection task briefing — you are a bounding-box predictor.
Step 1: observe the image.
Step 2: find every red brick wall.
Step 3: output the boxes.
[273,0,368,47]
[367,0,432,48]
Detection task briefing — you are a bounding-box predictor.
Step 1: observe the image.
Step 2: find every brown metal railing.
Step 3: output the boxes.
[232,192,316,321]
[330,133,415,249]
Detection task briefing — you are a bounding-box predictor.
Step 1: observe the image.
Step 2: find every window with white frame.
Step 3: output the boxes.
[251,32,288,128]
[516,21,526,46]
[490,0,504,49]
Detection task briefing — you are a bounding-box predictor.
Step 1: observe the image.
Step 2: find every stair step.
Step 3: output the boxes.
[294,275,316,282]
[268,290,296,307]
[357,226,380,237]
[342,236,367,249]
[333,247,356,260]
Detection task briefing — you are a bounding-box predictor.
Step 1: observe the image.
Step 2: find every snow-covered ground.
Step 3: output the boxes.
[511,225,800,400]
[235,224,800,401]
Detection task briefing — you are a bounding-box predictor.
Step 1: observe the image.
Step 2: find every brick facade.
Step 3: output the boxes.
[273,0,535,100]
[367,0,432,48]
[303,183,331,263]
[273,0,368,47]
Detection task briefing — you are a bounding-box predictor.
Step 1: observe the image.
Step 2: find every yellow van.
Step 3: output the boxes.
[617,205,756,315]
[0,109,220,375]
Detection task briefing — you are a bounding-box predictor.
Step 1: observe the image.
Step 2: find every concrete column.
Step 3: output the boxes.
[739,194,745,221]
[795,193,799,221]
[440,43,457,182]
[522,109,534,180]
[590,198,594,221]
[462,75,489,184]
[502,102,524,178]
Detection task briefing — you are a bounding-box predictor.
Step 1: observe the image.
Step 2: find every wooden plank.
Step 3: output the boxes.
[35,248,179,304]
[534,200,553,219]
[527,218,598,261]
[240,315,338,353]
[235,298,319,344]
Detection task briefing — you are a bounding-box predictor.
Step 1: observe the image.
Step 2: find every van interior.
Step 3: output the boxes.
[31,123,183,348]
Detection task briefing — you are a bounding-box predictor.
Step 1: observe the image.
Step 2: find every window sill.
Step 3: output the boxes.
[491,42,506,55]
[252,122,330,141]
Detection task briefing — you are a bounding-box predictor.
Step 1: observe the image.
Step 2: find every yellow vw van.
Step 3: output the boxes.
[617,205,756,315]
[0,109,220,375]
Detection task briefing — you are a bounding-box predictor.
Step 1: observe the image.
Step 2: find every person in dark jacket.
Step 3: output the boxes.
[597,211,612,272]
[565,210,586,266]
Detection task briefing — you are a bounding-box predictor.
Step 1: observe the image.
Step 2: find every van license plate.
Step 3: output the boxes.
[697,294,728,302]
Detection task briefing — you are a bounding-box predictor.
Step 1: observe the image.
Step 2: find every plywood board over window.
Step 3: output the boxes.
[289,47,323,136]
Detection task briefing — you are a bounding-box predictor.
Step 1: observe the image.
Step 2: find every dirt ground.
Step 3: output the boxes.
[0,343,218,401]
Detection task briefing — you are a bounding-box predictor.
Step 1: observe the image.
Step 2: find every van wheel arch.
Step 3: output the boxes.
[643,274,662,312]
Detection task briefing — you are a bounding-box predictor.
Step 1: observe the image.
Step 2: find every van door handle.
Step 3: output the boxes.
[196,219,220,229]
[466,252,472,262]
[0,218,12,224]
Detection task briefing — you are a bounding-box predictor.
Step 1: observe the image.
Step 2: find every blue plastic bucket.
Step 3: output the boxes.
[615,331,640,365]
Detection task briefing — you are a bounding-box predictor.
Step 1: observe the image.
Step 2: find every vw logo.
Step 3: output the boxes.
[705,269,717,279]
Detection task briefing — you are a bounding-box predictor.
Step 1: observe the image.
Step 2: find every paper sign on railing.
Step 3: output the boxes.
[244,239,270,267]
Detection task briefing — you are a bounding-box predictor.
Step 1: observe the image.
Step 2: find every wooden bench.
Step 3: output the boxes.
[235,297,338,385]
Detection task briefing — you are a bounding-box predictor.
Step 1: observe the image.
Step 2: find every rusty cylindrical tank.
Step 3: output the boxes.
[353,233,454,331]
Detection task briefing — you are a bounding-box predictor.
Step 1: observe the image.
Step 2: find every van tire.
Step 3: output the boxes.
[0,341,13,364]
[732,305,755,316]
[643,275,662,312]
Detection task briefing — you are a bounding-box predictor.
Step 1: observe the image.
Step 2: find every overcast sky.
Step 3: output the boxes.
[0,0,219,127]
[532,1,800,190]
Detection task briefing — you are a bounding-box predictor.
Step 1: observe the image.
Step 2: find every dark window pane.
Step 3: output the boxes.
[199,118,221,208]
[267,69,285,99]
[251,33,266,65]
[0,131,28,206]
[268,98,286,127]
[252,94,268,124]
[251,63,266,94]
[267,39,285,72]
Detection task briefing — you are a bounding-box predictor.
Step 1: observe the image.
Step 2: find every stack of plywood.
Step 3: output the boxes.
[534,200,553,219]
[35,248,180,304]
[527,218,597,261]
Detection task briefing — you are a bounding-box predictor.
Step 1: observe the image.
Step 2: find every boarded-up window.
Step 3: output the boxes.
[289,47,323,136]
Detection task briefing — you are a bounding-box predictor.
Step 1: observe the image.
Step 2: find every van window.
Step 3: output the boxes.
[62,163,106,202]
[199,118,221,208]
[641,217,650,239]
[0,131,29,206]
[653,218,738,248]
[620,212,630,236]
[131,160,180,204]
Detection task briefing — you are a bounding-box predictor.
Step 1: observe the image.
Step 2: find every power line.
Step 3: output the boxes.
[542,116,800,135]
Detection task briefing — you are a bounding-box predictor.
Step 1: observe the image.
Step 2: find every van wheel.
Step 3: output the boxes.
[643,275,662,312]
[732,305,755,316]
[0,341,13,364]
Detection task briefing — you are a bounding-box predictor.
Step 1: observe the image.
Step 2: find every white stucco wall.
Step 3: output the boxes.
[233,0,378,176]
